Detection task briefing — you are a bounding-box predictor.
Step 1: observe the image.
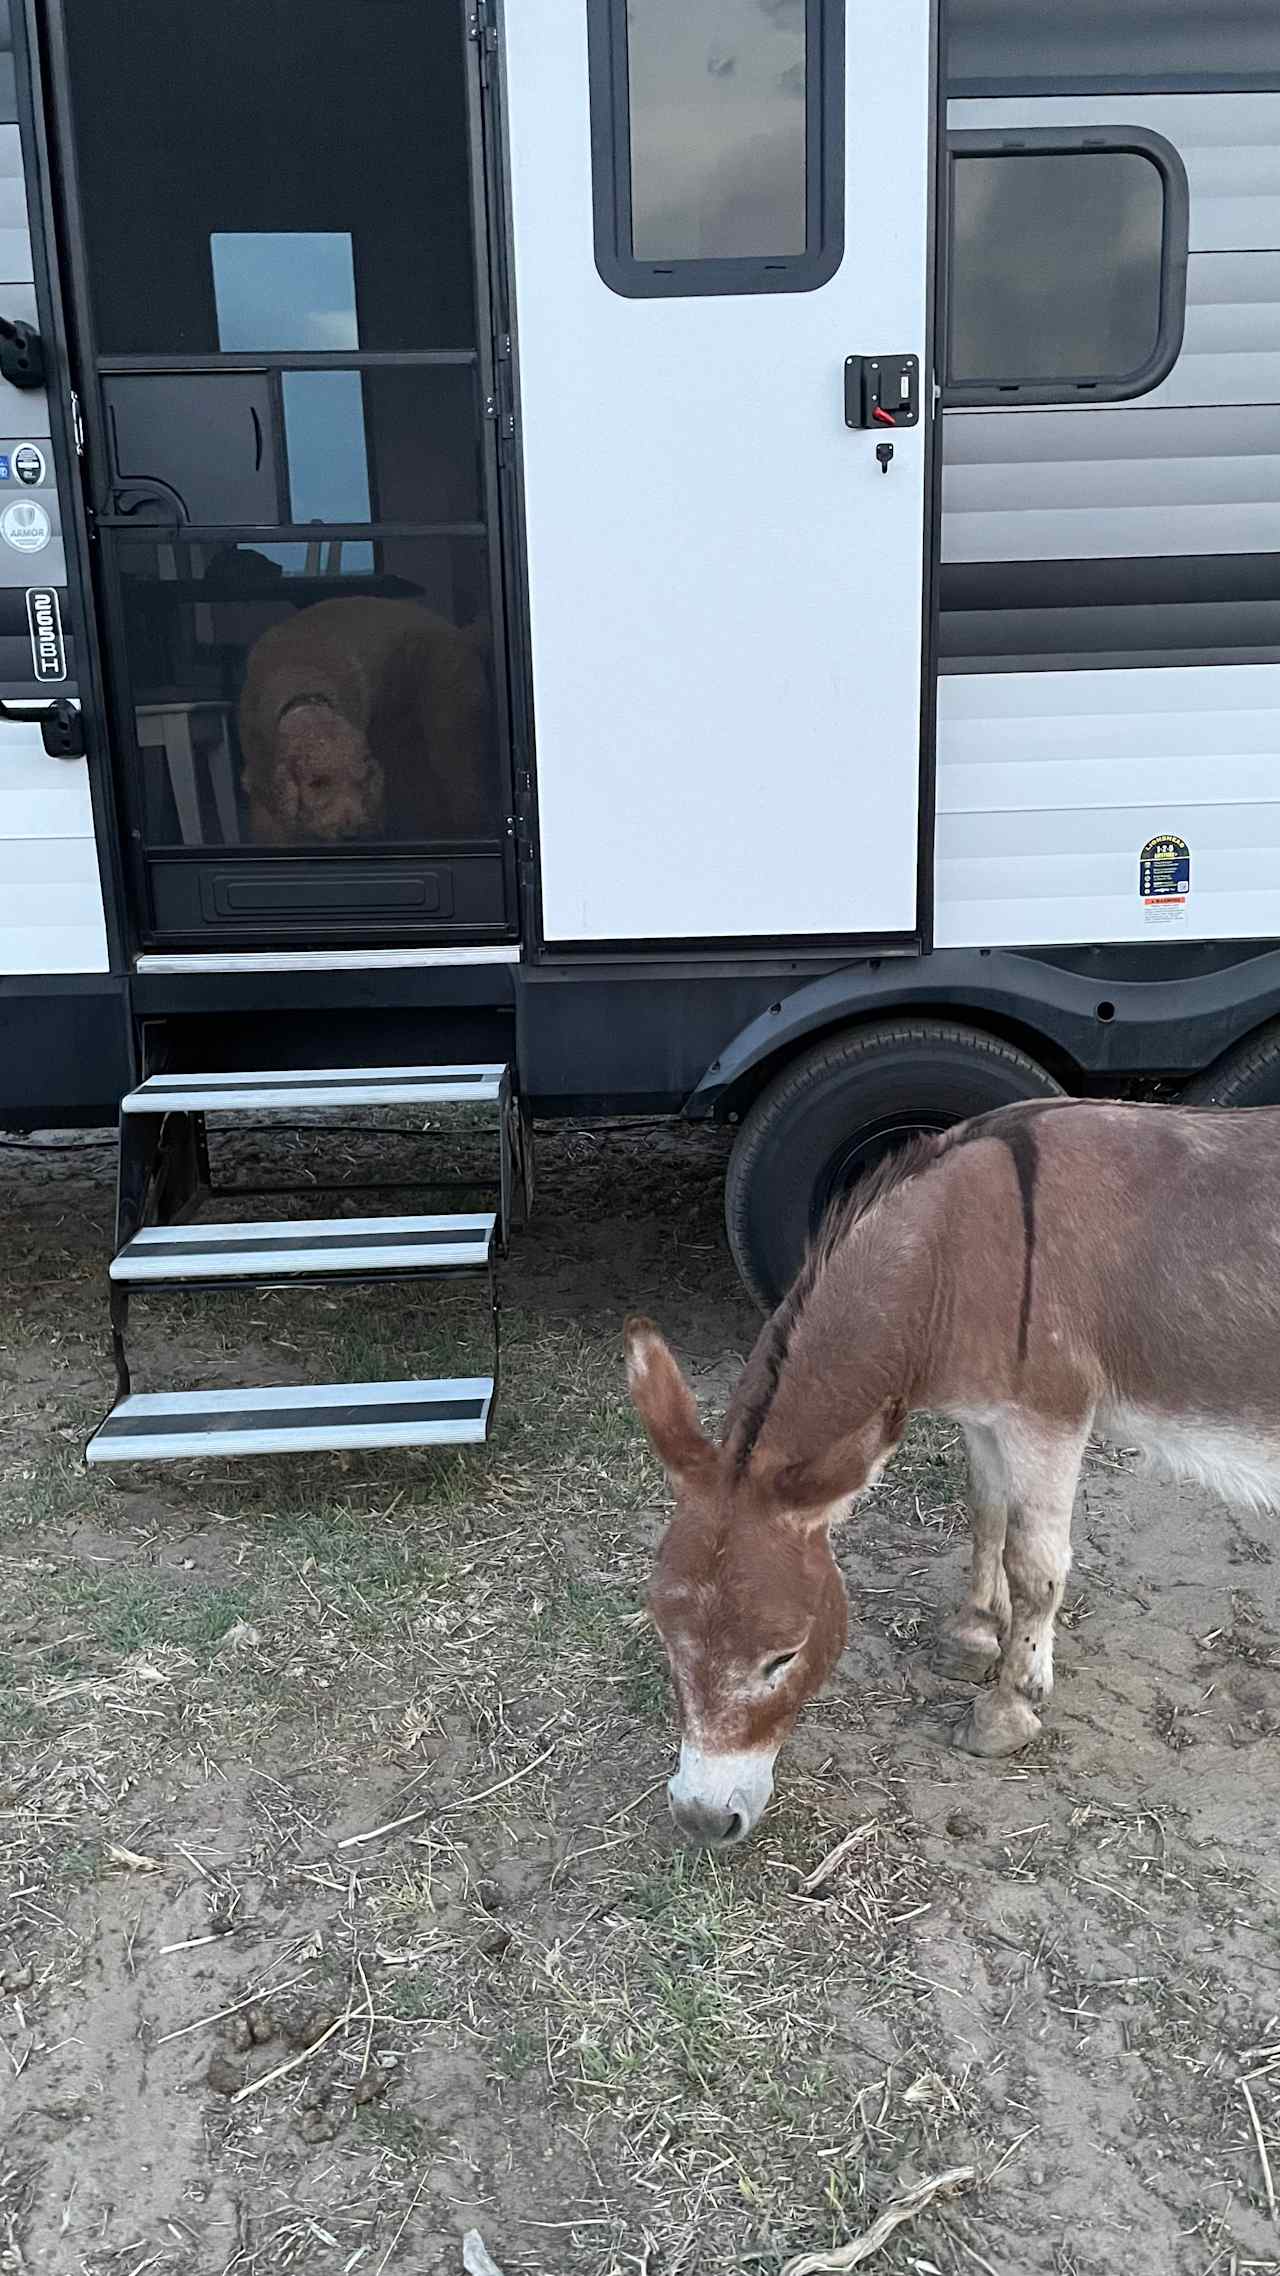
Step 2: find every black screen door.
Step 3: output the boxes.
[45,0,515,947]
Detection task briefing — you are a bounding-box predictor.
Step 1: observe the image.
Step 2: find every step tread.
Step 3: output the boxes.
[111,1211,496,1282]
[86,1376,494,1463]
[122,1063,507,1114]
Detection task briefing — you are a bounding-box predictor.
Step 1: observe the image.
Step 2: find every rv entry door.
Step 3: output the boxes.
[504,0,937,946]
[41,0,516,952]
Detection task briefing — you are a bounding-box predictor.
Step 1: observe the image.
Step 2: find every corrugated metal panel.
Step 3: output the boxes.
[945,1,1280,97]
[1145,250,1280,407]
[0,120,28,278]
[950,94,1280,251]
[944,399,1280,563]
[0,25,106,974]
[934,664,1280,946]
[0,721,108,972]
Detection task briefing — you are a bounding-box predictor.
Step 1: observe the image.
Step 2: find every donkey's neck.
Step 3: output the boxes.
[730,1192,938,1475]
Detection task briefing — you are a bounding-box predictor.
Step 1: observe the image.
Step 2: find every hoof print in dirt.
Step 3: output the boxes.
[351,2071,390,2105]
[1,1960,33,1994]
[206,2051,244,2098]
[296,2105,341,2144]
[246,2003,276,2045]
[944,1811,982,1840]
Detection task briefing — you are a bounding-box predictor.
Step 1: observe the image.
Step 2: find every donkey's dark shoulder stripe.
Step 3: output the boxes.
[923,1100,1062,1364]
[999,1116,1039,1365]
[733,1100,1066,1461]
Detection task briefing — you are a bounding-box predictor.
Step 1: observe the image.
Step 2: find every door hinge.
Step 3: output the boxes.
[468,0,498,83]
[70,389,84,457]
[486,339,516,467]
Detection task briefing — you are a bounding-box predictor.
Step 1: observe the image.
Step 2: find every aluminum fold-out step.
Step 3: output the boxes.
[86,1376,495,1465]
[121,1064,506,1115]
[110,1211,496,1284]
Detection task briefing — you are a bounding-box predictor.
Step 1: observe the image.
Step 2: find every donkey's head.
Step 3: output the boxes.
[627,1317,904,1847]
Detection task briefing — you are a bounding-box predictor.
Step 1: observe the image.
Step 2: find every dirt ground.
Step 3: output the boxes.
[2,1115,1279,2276]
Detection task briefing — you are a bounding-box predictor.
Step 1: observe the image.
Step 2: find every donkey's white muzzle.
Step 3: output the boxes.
[667,1742,777,1847]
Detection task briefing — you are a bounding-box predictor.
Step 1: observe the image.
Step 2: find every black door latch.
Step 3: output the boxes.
[0,316,45,391]
[0,694,85,756]
[845,353,920,431]
[41,698,84,758]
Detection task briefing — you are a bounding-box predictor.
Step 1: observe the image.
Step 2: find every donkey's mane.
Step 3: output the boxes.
[727,1128,955,1473]
[727,1099,1077,1472]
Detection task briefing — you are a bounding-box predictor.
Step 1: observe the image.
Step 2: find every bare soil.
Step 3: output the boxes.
[1,1117,1279,2276]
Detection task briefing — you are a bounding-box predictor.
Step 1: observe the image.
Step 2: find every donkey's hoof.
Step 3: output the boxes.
[936,1613,1003,1680]
[954,1689,1042,1758]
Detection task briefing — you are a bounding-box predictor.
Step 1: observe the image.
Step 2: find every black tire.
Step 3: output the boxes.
[724,1019,1063,1311]
[1183,1019,1280,1107]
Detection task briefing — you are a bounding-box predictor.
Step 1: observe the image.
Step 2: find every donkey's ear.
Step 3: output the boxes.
[625,1318,713,1483]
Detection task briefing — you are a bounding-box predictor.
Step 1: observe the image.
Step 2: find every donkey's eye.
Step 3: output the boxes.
[761,1650,800,1683]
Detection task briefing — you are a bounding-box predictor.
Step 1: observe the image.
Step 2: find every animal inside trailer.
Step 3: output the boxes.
[629,1099,1280,1844]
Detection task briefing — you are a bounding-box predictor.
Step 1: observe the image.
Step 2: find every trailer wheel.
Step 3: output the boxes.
[1183,1019,1280,1107]
[724,1020,1063,1311]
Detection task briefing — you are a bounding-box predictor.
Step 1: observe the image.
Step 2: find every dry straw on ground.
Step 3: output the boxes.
[2,1119,1280,2273]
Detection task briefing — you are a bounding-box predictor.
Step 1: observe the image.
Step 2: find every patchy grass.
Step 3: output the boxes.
[2,1118,1280,2274]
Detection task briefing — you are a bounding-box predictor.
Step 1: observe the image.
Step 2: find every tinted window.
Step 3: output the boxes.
[951,151,1163,385]
[946,0,1280,93]
[587,0,843,296]
[61,0,477,355]
[947,136,1187,403]
[627,0,807,260]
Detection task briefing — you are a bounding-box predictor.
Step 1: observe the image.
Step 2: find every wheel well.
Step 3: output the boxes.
[714,1000,1088,1121]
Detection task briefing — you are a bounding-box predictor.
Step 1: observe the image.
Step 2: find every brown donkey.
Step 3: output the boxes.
[628,1099,1280,1847]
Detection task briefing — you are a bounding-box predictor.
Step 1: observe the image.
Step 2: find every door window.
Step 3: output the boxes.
[587,0,843,295]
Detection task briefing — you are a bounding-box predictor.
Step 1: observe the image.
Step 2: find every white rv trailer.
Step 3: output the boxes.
[3,0,1280,1456]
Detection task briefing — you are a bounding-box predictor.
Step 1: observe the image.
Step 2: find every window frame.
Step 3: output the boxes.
[944,124,1190,407]
[586,0,844,300]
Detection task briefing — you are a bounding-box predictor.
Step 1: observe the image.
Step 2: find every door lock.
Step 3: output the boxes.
[844,353,920,431]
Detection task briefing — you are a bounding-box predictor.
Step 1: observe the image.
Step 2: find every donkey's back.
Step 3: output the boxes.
[932,1098,1280,1470]
[961,1101,1275,1511]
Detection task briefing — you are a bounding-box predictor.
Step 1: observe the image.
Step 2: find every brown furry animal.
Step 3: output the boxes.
[238,596,496,846]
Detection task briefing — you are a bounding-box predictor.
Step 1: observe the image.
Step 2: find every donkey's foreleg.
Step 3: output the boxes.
[955,1419,1086,1758]
[939,1421,1012,1676]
